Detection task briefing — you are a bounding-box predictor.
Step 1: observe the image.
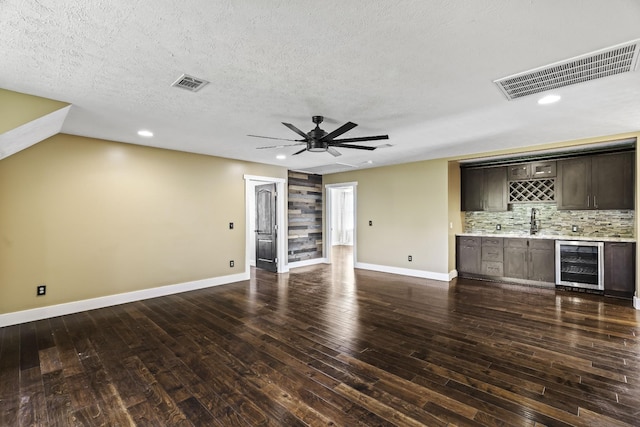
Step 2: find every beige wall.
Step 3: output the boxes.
[0,134,286,313]
[448,161,463,272]
[0,89,68,134]
[323,159,451,276]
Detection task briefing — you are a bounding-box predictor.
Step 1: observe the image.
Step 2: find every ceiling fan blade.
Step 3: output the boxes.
[247,134,304,142]
[320,122,357,141]
[330,143,377,151]
[331,135,389,143]
[282,122,309,139]
[292,148,307,156]
[256,142,306,149]
[327,147,342,157]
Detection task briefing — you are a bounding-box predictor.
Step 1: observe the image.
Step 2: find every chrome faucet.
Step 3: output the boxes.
[530,208,540,235]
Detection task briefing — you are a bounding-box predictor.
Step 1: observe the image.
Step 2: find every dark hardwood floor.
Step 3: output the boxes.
[2,245,640,426]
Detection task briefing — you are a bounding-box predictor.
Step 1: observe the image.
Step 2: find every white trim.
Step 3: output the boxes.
[0,273,249,327]
[449,269,458,281]
[355,262,453,284]
[634,295,639,310]
[288,257,329,269]
[325,182,358,265]
[244,175,288,274]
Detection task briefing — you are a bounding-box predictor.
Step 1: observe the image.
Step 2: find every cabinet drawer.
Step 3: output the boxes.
[530,239,554,250]
[504,238,527,248]
[482,261,504,276]
[459,236,481,247]
[481,237,503,247]
[482,246,503,262]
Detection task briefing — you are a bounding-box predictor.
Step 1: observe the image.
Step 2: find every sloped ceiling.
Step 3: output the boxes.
[1,1,640,173]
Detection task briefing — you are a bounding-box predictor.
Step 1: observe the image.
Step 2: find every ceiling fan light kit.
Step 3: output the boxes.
[249,115,389,157]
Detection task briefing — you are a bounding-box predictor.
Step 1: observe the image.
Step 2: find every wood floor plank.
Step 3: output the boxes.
[2,247,640,425]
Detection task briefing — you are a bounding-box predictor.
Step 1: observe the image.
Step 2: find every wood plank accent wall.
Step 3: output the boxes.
[288,171,323,262]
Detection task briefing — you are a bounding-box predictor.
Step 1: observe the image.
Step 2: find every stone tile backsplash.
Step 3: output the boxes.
[464,203,635,238]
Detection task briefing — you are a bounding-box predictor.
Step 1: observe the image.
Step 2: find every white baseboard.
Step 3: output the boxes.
[288,257,329,269]
[355,262,452,286]
[0,272,250,327]
[634,296,639,310]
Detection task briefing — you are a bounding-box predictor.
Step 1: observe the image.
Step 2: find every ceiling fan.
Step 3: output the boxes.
[248,115,389,157]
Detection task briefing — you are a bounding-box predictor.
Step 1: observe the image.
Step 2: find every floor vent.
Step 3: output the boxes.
[171,74,209,92]
[494,40,640,100]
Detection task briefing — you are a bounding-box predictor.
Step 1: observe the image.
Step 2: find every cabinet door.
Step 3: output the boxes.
[557,158,590,210]
[504,241,527,279]
[457,238,481,274]
[528,240,555,283]
[483,167,507,211]
[461,168,484,211]
[508,164,530,181]
[591,152,634,210]
[604,242,635,297]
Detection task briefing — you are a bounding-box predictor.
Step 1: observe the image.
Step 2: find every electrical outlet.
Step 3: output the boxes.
[408,255,412,262]
[37,285,46,296]
[369,220,373,226]
[229,260,234,268]
[496,224,501,231]
[229,222,234,229]
[572,225,578,232]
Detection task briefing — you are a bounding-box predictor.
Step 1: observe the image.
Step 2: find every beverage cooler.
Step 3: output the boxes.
[555,241,604,291]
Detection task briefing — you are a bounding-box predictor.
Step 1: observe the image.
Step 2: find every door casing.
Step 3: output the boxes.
[244,175,287,273]
[325,182,358,265]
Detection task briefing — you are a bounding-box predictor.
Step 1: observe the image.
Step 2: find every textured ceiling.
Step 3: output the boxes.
[2,1,640,173]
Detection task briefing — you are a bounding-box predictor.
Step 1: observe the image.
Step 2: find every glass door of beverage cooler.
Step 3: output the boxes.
[555,241,604,290]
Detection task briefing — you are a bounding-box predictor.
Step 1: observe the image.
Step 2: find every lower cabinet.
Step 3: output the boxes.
[504,239,555,283]
[457,236,481,275]
[481,237,503,276]
[604,242,636,298]
[458,236,555,284]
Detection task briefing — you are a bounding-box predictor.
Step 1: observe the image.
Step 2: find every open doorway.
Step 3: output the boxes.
[325,182,357,266]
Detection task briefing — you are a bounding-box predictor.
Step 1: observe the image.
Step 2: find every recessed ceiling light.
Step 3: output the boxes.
[137,129,153,137]
[537,94,561,105]
[276,154,286,160]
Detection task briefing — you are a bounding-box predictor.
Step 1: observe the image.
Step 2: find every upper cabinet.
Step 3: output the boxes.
[508,161,556,181]
[461,166,507,211]
[557,152,634,210]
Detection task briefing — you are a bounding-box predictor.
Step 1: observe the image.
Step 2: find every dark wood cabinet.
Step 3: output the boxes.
[557,152,634,210]
[508,161,556,181]
[481,237,503,276]
[503,238,555,283]
[591,153,634,210]
[528,239,555,283]
[503,239,527,279]
[461,166,507,212]
[461,168,484,211]
[604,242,636,298]
[457,236,481,275]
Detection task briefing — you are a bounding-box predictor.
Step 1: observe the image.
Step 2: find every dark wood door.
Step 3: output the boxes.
[483,167,507,211]
[557,157,590,210]
[604,242,635,297]
[504,239,527,279]
[528,240,555,283]
[457,236,481,274]
[591,152,634,210]
[255,183,277,272]
[461,168,484,211]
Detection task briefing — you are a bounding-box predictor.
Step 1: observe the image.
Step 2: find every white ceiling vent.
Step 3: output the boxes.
[495,40,640,100]
[171,74,209,92]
